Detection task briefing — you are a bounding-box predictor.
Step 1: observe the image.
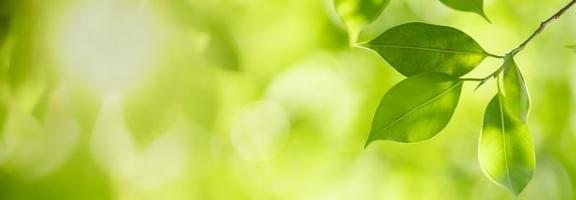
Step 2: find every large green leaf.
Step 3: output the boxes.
[334,0,390,43]
[364,23,487,77]
[479,95,535,196]
[439,0,490,22]
[499,56,530,122]
[366,73,462,145]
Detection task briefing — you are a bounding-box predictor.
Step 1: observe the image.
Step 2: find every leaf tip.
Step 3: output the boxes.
[506,183,527,198]
[364,137,374,149]
[479,12,492,23]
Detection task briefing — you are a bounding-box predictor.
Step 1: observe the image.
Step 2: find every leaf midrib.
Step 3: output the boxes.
[368,44,486,56]
[373,80,463,139]
[497,94,515,193]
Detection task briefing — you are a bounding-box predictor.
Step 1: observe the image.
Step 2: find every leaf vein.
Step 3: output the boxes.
[368,44,486,56]
[497,94,515,193]
[374,80,463,139]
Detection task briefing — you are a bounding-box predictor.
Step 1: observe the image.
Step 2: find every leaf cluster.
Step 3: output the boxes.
[334,0,541,196]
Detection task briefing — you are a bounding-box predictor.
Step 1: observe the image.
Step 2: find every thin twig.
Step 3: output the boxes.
[462,62,506,82]
[464,0,576,90]
[485,52,505,58]
[509,0,576,56]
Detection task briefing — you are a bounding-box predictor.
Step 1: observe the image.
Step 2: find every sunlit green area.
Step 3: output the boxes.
[0,0,575,199]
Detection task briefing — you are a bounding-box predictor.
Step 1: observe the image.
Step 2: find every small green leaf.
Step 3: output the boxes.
[364,22,487,77]
[439,0,490,22]
[499,56,530,122]
[479,95,535,196]
[366,73,462,145]
[334,0,390,29]
[334,0,390,43]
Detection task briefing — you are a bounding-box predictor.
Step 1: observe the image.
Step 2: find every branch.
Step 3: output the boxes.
[509,0,576,56]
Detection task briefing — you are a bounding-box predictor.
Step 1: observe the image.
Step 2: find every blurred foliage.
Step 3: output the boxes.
[0,0,575,199]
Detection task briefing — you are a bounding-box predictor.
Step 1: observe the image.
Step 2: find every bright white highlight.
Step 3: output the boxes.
[52,0,157,94]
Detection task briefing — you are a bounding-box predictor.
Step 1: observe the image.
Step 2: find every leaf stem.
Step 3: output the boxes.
[485,52,504,58]
[348,27,360,48]
[466,0,576,90]
[462,64,504,82]
[509,0,576,56]
[462,62,506,91]
[461,78,484,82]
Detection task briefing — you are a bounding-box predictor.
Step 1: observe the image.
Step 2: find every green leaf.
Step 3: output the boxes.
[479,95,535,196]
[439,0,490,22]
[364,22,487,77]
[334,0,390,43]
[366,73,462,145]
[334,0,390,29]
[499,56,530,122]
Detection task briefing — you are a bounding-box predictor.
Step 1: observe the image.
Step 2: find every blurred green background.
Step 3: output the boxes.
[0,0,575,199]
